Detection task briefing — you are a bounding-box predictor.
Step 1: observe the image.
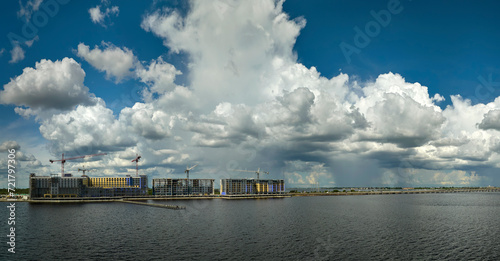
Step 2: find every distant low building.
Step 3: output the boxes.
[152,178,214,196]
[29,173,148,198]
[220,179,285,195]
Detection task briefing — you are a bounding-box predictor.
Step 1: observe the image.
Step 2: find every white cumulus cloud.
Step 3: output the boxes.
[141,0,306,109]
[9,44,25,64]
[39,99,136,154]
[77,42,136,83]
[136,56,182,96]
[0,58,96,116]
[89,4,119,27]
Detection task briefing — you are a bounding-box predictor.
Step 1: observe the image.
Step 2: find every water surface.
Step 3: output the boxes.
[1,193,499,260]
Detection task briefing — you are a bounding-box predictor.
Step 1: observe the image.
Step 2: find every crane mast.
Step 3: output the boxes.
[131,154,141,177]
[185,164,197,195]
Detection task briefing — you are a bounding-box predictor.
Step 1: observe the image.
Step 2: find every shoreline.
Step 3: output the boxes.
[1,188,499,203]
[1,194,292,203]
[291,188,500,196]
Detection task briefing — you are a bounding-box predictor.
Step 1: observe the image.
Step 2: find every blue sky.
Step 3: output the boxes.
[285,0,500,105]
[1,0,500,188]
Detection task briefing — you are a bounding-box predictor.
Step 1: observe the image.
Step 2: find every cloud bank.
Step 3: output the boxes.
[3,0,500,187]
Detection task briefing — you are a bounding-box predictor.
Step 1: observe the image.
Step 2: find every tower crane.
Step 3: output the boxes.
[50,153,107,177]
[185,164,197,195]
[131,154,141,177]
[78,165,96,176]
[232,168,269,180]
[185,164,197,180]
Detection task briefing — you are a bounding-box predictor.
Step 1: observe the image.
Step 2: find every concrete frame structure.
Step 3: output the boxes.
[220,179,285,195]
[29,173,148,198]
[152,178,214,196]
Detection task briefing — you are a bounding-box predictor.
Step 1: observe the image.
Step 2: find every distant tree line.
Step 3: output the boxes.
[0,188,29,195]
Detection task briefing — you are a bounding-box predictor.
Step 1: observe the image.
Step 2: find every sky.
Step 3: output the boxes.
[1,0,500,189]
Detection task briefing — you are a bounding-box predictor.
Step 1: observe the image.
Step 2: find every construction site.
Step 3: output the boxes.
[152,178,215,196]
[152,164,215,196]
[220,179,286,195]
[28,153,287,199]
[30,152,148,199]
[219,168,286,196]
[29,174,148,198]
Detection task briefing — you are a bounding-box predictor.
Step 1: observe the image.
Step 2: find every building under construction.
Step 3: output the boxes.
[152,178,214,196]
[220,179,285,195]
[29,173,148,198]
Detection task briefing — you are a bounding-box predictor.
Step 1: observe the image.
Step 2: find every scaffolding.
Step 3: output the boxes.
[29,173,148,198]
[152,178,214,196]
[220,179,285,195]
